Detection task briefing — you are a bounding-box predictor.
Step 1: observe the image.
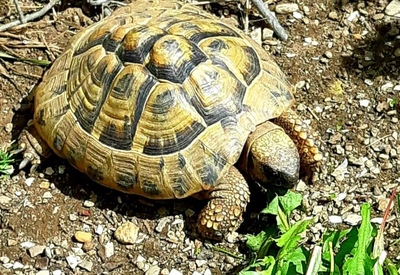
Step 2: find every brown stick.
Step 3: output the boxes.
[0,0,58,32]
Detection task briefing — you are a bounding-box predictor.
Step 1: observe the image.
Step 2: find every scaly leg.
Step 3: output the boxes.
[272,108,323,180]
[197,166,250,239]
[17,125,51,172]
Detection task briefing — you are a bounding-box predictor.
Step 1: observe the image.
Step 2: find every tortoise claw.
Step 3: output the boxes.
[19,157,31,170]
[17,126,51,171]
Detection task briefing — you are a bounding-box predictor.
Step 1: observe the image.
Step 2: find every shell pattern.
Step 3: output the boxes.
[33,2,294,199]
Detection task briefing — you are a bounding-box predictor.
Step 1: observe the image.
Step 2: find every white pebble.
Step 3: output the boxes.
[0,256,10,264]
[42,191,53,199]
[66,255,80,269]
[95,224,104,235]
[104,241,114,258]
[364,79,374,86]
[83,200,95,208]
[381,83,394,91]
[328,215,343,224]
[13,261,24,269]
[169,269,182,275]
[371,218,384,224]
[20,241,36,248]
[286,53,296,58]
[293,11,303,19]
[336,193,347,201]
[347,11,359,22]
[25,177,35,187]
[359,99,370,107]
[344,214,362,226]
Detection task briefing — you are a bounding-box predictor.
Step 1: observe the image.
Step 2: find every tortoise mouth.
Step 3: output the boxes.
[262,166,299,189]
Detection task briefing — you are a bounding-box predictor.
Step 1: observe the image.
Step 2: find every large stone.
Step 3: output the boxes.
[385,0,400,16]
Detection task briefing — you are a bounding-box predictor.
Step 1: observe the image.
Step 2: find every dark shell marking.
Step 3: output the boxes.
[33,3,294,198]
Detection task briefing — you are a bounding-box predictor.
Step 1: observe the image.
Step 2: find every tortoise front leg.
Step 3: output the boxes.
[197,166,250,240]
[272,108,323,178]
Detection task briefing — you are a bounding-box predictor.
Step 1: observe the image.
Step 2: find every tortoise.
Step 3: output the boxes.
[19,1,323,239]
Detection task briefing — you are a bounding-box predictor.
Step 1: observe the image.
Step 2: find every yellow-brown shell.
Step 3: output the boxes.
[33,1,294,199]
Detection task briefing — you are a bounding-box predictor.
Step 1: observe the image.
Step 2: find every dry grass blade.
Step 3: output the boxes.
[0,50,51,66]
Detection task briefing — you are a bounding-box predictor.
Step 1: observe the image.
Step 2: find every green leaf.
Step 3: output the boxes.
[276,218,314,249]
[239,256,276,275]
[261,191,302,232]
[262,191,302,215]
[322,228,352,265]
[247,231,268,252]
[280,247,308,274]
[278,191,302,214]
[342,204,375,275]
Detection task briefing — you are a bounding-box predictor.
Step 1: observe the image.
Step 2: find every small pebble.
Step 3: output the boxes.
[169,269,183,275]
[28,245,46,257]
[25,177,35,187]
[74,231,92,243]
[371,218,384,224]
[35,257,49,270]
[328,215,343,224]
[13,261,24,269]
[45,167,54,175]
[359,99,370,107]
[104,241,114,258]
[0,256,10,264]
[344,214,362,226]
[114,221,139,244]
[20,241,35,249]
[293,11,303,19]
[78,260,93,272]
[0,195,12,204]
[42,191,52,199]
[83,200,95,208]
[95,224,104,235]
[39,181,50,189]
[58,165,66,174]
[146,265,161,275]
[5,123,13,133]
[275,3,299,14]
[377,197,391,212]
[66,255,80,269]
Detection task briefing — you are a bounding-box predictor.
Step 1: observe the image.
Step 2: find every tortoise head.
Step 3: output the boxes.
[242,122,300,189]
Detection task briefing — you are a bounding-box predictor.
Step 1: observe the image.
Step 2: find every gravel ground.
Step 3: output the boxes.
[0,0,399,274]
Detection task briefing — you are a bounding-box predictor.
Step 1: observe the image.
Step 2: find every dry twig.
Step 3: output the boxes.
[0,0,58,32]
[250,0,288,41]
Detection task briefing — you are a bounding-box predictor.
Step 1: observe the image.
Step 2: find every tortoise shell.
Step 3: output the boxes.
[33,1,294,199]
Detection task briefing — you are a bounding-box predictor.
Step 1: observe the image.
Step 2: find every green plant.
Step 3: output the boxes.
[389,98,398,109]
[0,148,15,176]
[239,190,399,275]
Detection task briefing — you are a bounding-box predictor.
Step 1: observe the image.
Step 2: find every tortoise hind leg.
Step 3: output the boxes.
[17,125,52,172]
[272,108,323,180]
[197,166,250,240]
